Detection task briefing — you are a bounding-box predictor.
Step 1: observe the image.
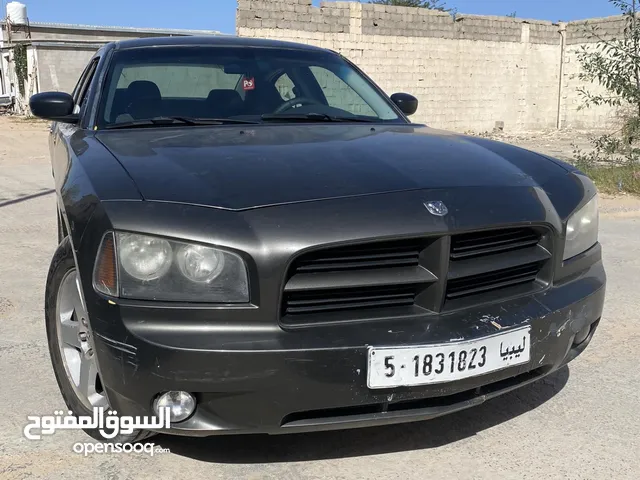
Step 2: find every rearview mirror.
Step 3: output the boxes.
[29,92,78,123]
[391,93,418,116]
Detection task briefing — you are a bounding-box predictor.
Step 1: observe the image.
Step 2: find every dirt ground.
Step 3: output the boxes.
[0,116,638,479]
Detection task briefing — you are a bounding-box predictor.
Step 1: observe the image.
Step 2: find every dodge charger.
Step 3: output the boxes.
[29,36,605,442]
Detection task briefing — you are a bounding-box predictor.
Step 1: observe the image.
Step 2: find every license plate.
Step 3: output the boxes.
[367,327,531,389]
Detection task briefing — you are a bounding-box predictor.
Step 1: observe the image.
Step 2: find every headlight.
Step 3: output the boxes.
[93,232,249,303]
[176,244,225,283]
[119,233,173,281]
[563,195,599,261]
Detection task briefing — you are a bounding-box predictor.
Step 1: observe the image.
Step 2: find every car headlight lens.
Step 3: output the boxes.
[94,232,249,303]
[119,233,173,281]
[563,195,599,261]
[176,244,225,283]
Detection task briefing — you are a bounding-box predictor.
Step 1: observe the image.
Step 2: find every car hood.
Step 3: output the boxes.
[96,124,569,211]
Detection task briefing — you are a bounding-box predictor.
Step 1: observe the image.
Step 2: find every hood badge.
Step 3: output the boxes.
[424,201,448,217]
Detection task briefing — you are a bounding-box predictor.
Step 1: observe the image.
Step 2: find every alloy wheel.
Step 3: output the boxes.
[55,269,108,410]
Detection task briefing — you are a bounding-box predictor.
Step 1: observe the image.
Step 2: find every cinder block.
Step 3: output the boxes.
[245,18,262,28]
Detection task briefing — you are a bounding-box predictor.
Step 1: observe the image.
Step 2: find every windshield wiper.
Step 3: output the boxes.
[261,113,376,123]
[105,116,260,129]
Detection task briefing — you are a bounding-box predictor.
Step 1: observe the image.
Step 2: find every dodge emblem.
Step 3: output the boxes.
[424,201,448,217]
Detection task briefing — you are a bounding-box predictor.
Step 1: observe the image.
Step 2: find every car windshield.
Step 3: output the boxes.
[97,46,403,128]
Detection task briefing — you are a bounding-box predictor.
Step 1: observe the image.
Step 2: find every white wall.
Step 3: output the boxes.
[237,0,625,133]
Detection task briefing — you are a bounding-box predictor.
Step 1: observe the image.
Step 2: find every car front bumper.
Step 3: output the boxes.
[91,259,604,437]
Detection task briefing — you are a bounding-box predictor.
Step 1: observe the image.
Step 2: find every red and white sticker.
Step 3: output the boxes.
[242,77,255,91]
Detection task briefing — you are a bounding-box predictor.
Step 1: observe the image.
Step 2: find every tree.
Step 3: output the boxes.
[369,0,451,11]
[574,0,640,168]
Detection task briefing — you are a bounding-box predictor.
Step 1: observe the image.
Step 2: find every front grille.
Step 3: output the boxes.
[450,227,540,259]
[446,261,543,300]
[285,285,419,315]
[293,239,423,273]
[281,227,552,325]
[281,239,437,323]
[445,227,550,307]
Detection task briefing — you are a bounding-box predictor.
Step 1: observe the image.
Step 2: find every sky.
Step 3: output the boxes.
[5,0,622,34]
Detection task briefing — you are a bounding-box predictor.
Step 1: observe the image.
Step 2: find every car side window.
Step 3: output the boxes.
[74,59,99,113]
[71,65,90,103]
[72,61,94,104]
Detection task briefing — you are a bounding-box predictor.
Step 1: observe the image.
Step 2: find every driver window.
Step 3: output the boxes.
[72,58,99,115]
[71,64,91,103]
[77,60,98,107]
[274,73,297,101]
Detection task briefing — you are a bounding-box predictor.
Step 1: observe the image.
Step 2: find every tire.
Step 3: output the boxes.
[45,238,154,443]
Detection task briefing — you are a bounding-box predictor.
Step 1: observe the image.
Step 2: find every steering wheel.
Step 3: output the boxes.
[273,97,322,114]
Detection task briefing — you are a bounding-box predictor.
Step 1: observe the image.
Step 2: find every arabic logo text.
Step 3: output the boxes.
[23,407,171,440]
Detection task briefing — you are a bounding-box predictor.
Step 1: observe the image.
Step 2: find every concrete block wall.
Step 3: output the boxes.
[237,0,627,133]
[559,17,629,129]
[35,46,96,93]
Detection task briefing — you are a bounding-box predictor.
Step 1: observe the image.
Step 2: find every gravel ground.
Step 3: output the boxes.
[0,117,638,479]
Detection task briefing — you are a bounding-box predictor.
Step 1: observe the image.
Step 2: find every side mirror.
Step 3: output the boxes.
[29,92,78,123]
[391,93,418,117]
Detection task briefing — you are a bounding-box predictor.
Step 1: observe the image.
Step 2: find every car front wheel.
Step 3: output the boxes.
[45,238,153,443]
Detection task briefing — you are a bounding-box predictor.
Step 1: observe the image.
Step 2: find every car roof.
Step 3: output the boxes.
[113,35,331,53]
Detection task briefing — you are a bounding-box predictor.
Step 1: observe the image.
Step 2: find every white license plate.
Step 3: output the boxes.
[367,327,531,389]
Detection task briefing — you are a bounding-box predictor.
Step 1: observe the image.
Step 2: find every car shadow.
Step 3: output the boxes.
[157,366,569,463]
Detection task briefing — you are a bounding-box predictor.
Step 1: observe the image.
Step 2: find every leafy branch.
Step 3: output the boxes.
[574,0,640,174]
[13,44,27,97]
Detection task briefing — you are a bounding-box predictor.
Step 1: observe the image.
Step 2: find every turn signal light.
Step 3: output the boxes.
[93,232,118,296]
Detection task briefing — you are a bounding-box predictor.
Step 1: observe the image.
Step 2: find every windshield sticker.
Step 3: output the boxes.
[242,77,255,91]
